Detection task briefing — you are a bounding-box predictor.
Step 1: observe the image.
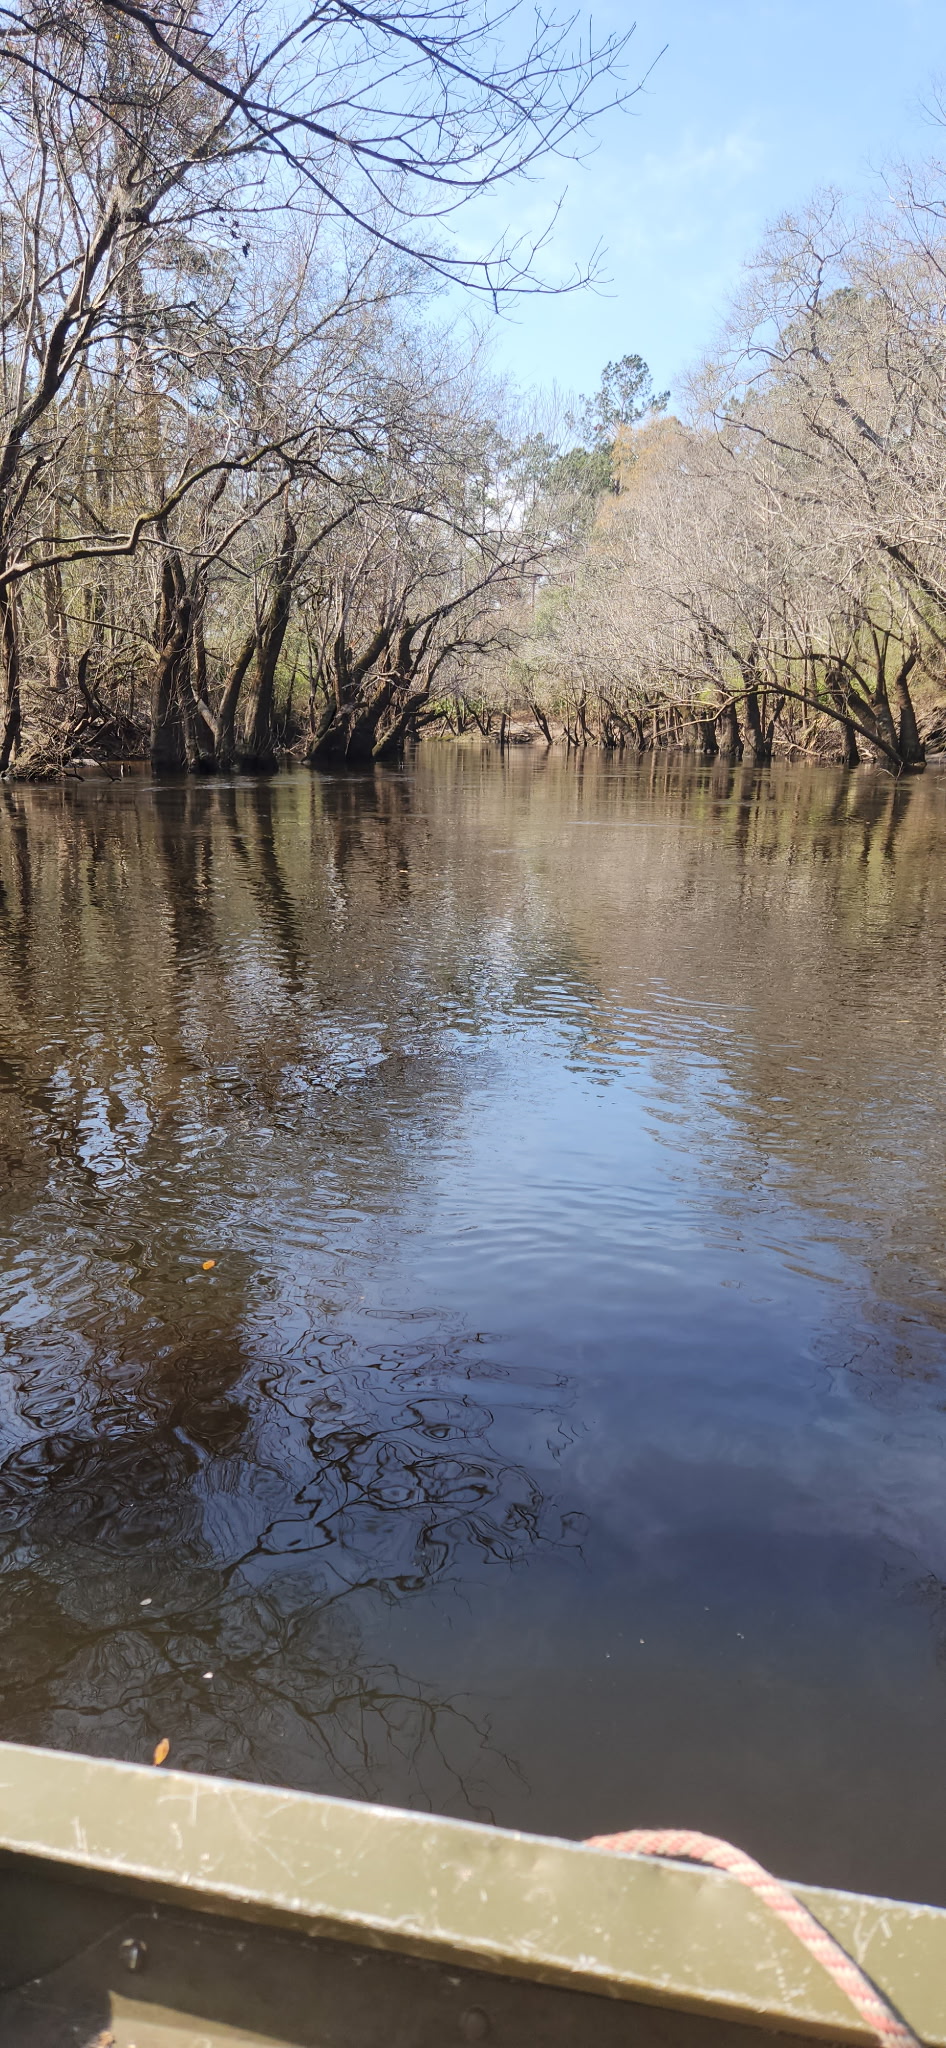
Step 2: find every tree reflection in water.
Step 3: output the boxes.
[0,1326,582,1813]
[3,755,946,1899]
[0,771,585,1812]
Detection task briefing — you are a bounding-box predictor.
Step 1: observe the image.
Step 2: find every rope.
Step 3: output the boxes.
[584,1828,922,2048]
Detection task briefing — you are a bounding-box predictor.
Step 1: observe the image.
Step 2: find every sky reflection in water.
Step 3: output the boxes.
[0,751,945,1902]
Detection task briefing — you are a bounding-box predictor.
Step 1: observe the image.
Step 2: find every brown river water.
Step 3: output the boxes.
[1,749,945,1901]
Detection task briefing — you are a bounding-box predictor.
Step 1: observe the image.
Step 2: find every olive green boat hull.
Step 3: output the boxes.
[0,1743,942,2047]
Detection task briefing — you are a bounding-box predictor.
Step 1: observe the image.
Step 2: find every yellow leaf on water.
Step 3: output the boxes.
[201,1260,216,1271]
[152,1738,170,1767]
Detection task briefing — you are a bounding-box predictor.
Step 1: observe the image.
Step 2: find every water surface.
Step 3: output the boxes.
[1,750,945,1901]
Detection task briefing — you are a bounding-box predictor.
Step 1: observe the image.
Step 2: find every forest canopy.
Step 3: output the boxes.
[516,173,946,772]
[0,0,631,774]
[3,7,946,779]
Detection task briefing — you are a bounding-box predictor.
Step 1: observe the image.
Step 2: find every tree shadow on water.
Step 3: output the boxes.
[0,1324,583,1820]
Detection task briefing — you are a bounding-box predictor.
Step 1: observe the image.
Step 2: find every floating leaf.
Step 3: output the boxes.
[152,1737,170,1767]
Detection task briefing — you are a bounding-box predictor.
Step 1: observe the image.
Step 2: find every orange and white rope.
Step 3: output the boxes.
[585,1828,921,2048]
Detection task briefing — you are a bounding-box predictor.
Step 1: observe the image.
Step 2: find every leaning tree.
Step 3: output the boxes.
[0,0,635,772]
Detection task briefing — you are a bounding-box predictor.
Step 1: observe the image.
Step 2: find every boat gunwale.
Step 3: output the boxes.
[0,1741,942,2044]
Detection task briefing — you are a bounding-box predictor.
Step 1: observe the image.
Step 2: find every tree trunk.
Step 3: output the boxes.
[893,653,925,770]
[870,681,899,760]
[0,575,21,775]
[764,695,785,759]
[697,715,719,758]
[373,685,431,759]
[344,623,415,764]
[824,669,859,766]
[466,697,493,737]
[717,700,743,759]
[150,646,187,769]
[307,619,394,767]
[216,627,258,771]
[866,635,901,763]
[241,509,298,770]
[529,699,553,745]
[43,562,71,697]
[150,555,193,772]
[743,686,767,764]
[242,602,292,768]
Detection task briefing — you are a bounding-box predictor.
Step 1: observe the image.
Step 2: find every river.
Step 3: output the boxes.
[1,749,945,1902]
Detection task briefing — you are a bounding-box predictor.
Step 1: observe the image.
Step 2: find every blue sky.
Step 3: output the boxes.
[469,0,946,408]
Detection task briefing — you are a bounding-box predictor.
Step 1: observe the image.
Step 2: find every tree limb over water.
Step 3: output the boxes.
[0,0,637,775]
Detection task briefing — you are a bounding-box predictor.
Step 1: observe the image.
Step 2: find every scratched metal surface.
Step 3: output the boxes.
[0,1746,942,2043]
[0,1901,851,2048]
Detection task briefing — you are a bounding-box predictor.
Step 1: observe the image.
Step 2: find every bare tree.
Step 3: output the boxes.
[0,0,636,773]
[523,162,946,773]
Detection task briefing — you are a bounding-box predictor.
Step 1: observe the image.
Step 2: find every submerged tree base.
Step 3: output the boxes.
[4,689,945,784]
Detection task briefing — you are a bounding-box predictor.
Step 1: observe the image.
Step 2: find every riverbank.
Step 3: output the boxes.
[6,694,946,782]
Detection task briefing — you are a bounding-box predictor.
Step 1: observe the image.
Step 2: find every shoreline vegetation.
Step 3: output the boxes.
[2,14,946,784]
